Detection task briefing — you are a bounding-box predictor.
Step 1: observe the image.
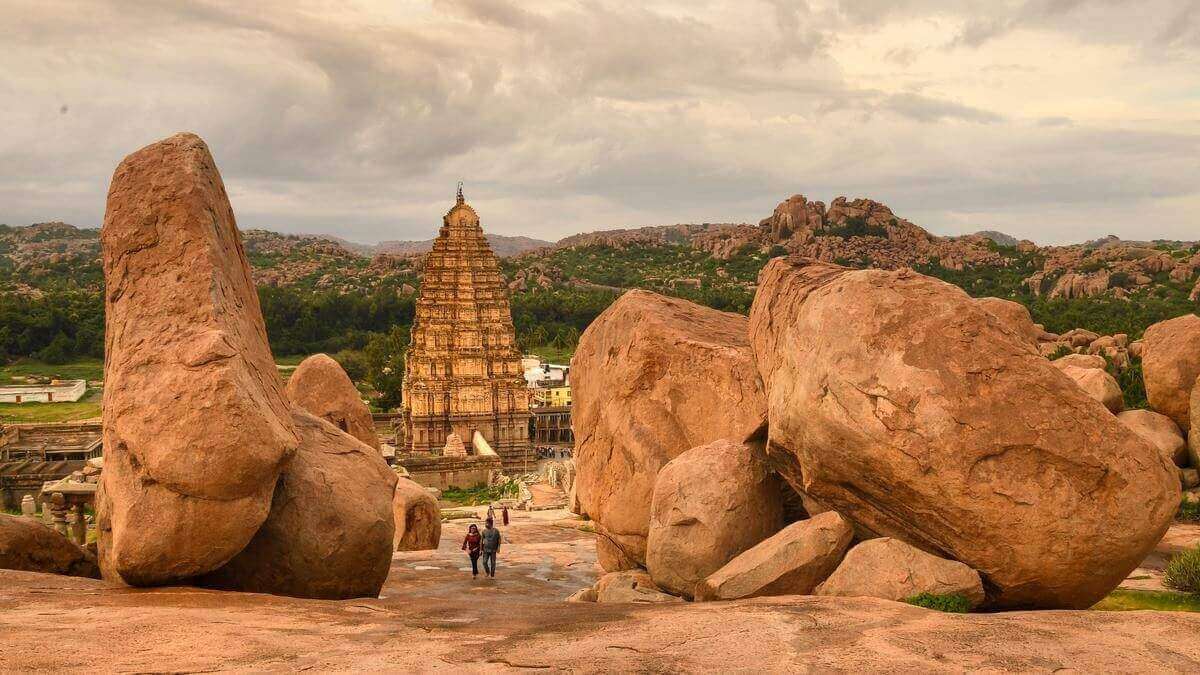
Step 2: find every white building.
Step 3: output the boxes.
[0,380,87,404]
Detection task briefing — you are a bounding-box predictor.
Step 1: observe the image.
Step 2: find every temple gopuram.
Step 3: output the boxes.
[399,187,533,473]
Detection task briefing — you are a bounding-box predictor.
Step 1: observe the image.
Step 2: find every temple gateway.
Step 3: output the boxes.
[399,188,533,472]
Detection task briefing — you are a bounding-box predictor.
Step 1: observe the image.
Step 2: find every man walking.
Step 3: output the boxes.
[481,517,502,578]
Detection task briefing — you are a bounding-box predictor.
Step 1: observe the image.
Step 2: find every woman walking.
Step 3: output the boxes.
[461,523,482,579]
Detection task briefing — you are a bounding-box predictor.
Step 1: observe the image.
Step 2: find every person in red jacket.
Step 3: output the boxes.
[461,523,482,579]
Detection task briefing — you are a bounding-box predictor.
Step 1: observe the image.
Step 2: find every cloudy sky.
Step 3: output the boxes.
[1,0,1197,244]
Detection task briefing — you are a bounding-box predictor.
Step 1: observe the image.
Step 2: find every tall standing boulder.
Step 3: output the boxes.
[748,258,1179,609]
[393,477,441,551]
[196,409,397,599]
[1142,314,1200,431]
[646,440,783,598]
[99,133,297,586]
[572,290,766,569]
[286,353,380,450]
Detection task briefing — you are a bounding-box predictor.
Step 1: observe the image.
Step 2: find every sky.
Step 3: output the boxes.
[0,0,1197,245]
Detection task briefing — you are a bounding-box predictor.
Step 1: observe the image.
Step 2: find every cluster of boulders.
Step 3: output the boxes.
[92,133,402,599]
[571,258,1180,610]
[1026,242,1200,300]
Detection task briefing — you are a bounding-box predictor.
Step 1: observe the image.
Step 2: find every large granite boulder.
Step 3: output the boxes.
[694,511,853,602]
[0,514,100,579]
[285,353,380,450]
[1059,365,1124,413]
[815,538,985,609]
[1117,409,1187,467]
[196,409,397,599]
[572,290,766,569]
[99,133,297,586]
[1142,314,1200,430]
[748,258,1179,609]
[393,477,441,551]
[976,297,1039,346]
[646,439,783,598]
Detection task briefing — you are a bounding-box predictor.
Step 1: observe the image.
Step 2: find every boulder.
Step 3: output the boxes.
[566,587,597,603]
[694,511,853,602]
[1117,409,1187,467]
[99,133,297,586]
[815,538,985,609]
[0,514,100,579]
[393,477,441,551]
[1142,314,1200,430]
[976,297,1039,346]
[1062,328,1100,348]
[1051,353,1106,370]
[1059,365,1124,413]
[1182,468,1200,490]
[286,353,380,450]
[594,570,681,604]
[646,440,783,598]
[572,290,766,569]
[195,409,396,599]
[748,258,1179,609]
[595,526,641,572]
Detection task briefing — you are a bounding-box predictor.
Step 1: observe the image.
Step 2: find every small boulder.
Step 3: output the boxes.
[594,570,681,604]
[815,538,985,609]
[286,353,380,450]
[646,440,783,598]
[695,511,853,602]
[195,409,397,599]
[1117,409,1187,467]
[1182,468,1200,490]
[0,514,100,579]
[566,587,597,603]
[1051,353,1106,370]
[393,477,441,551]
[572,290,766,569]
[1142,314,1200,431]
[1059,365,1124,413]
[595,527,641,572]
[976,297,1040,346]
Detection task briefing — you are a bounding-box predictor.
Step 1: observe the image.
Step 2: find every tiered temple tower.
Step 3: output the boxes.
[400,187,533,472]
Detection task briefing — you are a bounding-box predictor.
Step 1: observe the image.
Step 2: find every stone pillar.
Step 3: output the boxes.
[20,494,36,518]
[42,499,54,526]
[71,503,87,546]
[49,492,69,537]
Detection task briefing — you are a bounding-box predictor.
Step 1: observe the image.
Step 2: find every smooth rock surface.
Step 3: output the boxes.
[1118,409,1188,467]
[748,258,1179,609]
[594,570,682,604]
[976,297,1040,346]
[1051,353,1106,370]
[695,511,853,601]
[1059,365,1124,413]
[1143,314,1200,430]
[572,290,766,569]
[816,538,985,608]
[0,514,100,579]
[393,477,441,551]
[286,353,380,450]
[195,409,396,599]
[99,132,297,586]
[646,439,783,598]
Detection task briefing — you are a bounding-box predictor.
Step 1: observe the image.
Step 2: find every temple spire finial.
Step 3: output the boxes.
[456,181,464,204]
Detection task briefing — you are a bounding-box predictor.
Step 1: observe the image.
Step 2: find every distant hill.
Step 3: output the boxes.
[371,234,552,258]
[974,230,1020,248]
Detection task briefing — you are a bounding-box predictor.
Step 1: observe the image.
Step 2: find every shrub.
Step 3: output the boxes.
[1047,344,1074,361]
[1164,545,1200,593]
[1178,498,1200,524]
[904,592,972,613]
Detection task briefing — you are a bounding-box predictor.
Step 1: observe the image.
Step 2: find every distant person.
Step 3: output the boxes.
[481,517,502,578]
[461,523,482,579]
[487,504,496,522]
[502,504,509,526]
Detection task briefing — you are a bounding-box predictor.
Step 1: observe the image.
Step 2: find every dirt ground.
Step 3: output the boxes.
[2,508,1200,672]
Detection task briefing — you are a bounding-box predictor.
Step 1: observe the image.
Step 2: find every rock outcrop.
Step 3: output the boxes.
[99,133,297,586]
[815,538,985,608]
[1058,365,1124,413]
[646,439,783,598]
[393,477,441,551]
[0,514,100,579]
[748,258,1179,609]
[286,353,380,450]
[1117,409,1187,467]
[196,409,396,599]
[1142,314,1200,431]
[694,511,853,602]
[976,297,1040,346]
[572,290,766,569]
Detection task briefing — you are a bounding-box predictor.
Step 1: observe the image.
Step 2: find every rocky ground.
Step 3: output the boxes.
[2,508,1199,672]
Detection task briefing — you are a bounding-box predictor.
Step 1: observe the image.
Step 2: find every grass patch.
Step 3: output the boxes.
[1178,498,1200,523]
[0,389,102,424]
[903,593,972,613]
[524,344,574,366]
[1164,546,1200,593]
[1092,589,1200,612]
[441,482,520,506]
[0,358,104,383]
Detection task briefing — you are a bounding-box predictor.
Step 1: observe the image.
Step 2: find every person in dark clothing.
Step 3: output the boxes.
[480,517,502,578]
[461,524,482,578]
